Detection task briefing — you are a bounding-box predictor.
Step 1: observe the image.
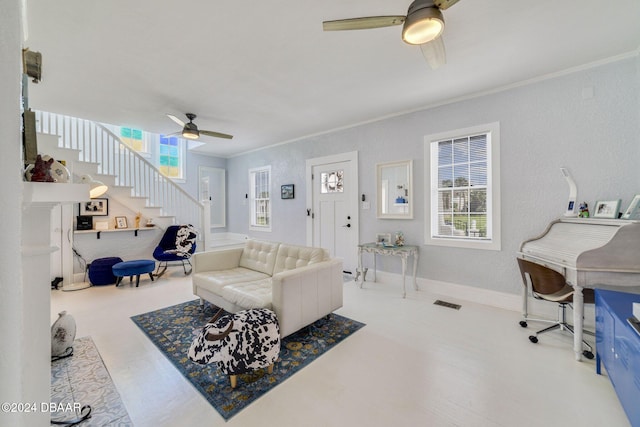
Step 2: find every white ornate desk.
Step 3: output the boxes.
[357,243,419,298]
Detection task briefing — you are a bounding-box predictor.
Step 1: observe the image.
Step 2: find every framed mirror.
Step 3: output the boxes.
[376,159,413,219]
[198,166,226,228]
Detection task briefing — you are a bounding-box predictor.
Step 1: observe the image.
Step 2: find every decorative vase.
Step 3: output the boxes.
[51,311,76,357]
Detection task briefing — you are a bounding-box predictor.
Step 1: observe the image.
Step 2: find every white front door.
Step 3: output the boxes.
[306,152,359,274]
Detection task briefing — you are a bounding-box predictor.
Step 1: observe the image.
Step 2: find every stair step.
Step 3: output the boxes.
[35,126,196,232]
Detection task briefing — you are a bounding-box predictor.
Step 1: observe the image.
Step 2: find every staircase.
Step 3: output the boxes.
[33,111,204,236]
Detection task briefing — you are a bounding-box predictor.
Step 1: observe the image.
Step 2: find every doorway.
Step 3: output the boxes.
[306,151,359,274]
[198,166,226,229]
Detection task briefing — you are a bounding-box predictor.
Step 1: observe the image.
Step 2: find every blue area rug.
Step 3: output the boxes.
[131,300,364,420]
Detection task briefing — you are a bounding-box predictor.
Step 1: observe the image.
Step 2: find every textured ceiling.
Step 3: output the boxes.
[25,0,640,157]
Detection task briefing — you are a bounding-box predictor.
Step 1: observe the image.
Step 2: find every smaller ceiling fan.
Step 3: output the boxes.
[166,113,233,140]
[323,0,461,69]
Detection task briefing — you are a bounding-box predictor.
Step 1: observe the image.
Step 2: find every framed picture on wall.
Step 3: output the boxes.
[622,195,640,220]
[79,198,108,216]
[593,199,621,219]
[281,184,294,199]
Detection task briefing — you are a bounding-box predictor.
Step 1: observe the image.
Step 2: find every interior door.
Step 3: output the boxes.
[198,166,226,228]
[307,152,359,274]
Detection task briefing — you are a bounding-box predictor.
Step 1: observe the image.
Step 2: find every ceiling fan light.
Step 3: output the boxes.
[402,6,444,45]
[182,128,199,139]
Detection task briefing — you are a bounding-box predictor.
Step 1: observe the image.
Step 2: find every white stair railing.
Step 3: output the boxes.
[34,110,204,234]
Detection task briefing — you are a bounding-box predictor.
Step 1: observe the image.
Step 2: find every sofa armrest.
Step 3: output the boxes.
[193,248,244,273]
[271,259,343,337]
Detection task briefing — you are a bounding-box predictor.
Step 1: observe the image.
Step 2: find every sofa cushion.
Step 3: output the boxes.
[272,244,329,275]
[238,240,280,276]
[221,278,273,310]
[193,268,271,295]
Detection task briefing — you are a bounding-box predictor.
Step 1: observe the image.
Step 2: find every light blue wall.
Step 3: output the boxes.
[227,56,640,295]
[178,150,228,231]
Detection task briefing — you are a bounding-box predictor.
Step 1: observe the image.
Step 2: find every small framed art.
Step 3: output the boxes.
[622,195,640,220]
[79,198,108,216]
[593,200,621,219]
[281,184,294,199]
[376,233,391,246]
[115,216,128,229]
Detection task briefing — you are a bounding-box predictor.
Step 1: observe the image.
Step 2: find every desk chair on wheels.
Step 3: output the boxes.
[517,258,595,359]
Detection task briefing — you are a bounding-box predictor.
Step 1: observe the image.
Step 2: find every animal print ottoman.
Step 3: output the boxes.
[188,308,280,388]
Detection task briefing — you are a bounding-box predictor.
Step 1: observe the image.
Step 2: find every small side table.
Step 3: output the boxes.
[357,243,419,298]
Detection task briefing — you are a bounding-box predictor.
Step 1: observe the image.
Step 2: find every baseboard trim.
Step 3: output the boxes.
[368,271,596,327]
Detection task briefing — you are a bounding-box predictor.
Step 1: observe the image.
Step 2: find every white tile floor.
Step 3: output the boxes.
[51,272,630,427]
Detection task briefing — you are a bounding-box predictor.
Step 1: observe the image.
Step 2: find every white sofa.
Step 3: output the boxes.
[192,240,343,337]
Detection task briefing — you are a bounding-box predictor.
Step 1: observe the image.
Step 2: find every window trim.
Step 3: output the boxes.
[249,165,272,232]
[424,122,501,251]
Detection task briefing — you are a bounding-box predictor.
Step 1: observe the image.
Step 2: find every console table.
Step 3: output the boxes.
[595,289,640,426]
[357,243,419,298]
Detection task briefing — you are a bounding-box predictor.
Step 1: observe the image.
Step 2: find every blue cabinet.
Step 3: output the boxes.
[595,289,640,427]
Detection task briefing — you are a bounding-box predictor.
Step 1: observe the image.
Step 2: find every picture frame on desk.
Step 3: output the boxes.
[622,195,640,220]
[79,198,108,216]
[376,233,391,246]
[593,199,621,219]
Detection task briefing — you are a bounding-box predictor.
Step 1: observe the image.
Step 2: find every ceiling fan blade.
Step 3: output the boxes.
[420,36,446,70]
[167,114,185,127]
[323,16,405,31]
[434,0,461,11]
[200,130,233,140]
[163,131,182,137]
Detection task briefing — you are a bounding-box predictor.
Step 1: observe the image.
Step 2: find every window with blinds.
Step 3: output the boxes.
[425,122,501,250]
[249,166,271,231]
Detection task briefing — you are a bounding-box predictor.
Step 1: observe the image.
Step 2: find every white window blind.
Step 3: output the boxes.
[250,166,271,231]
[425,122,501,250]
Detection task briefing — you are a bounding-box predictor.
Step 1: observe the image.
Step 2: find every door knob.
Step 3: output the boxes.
[342,223,351,228]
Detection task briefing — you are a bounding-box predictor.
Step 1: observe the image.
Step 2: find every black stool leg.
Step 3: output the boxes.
[135,275,140,287]
[115,276,122,287]
[149,273,154,282]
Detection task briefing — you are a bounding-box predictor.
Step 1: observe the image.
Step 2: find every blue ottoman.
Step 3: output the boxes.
[112,260,156,287]
[88,257,123,286]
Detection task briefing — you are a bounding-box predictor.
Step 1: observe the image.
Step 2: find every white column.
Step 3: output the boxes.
[0,1,31,426]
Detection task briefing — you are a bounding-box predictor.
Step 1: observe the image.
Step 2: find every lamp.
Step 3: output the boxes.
[80,174,108,198]
[182,128,199,140]
[402,5,444,45]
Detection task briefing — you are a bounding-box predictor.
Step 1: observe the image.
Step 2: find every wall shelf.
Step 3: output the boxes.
[75,226,157,239]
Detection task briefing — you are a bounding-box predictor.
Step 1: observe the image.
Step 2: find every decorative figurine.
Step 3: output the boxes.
[28,154,55,182]
[395,231,405,246]
[579,202,589,218]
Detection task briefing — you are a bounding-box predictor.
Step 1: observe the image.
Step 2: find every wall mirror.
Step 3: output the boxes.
[198,166,226,228]
[376,159,413,219]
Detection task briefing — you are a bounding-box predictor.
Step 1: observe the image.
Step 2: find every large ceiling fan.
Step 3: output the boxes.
[166,113,233,141]
[322,0,461,69]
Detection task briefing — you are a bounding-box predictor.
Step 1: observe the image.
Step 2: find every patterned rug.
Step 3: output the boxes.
[51,336,132,426]
[131,300,364,420]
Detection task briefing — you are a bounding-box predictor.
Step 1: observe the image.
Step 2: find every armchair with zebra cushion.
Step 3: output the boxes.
[153,224,197,277]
